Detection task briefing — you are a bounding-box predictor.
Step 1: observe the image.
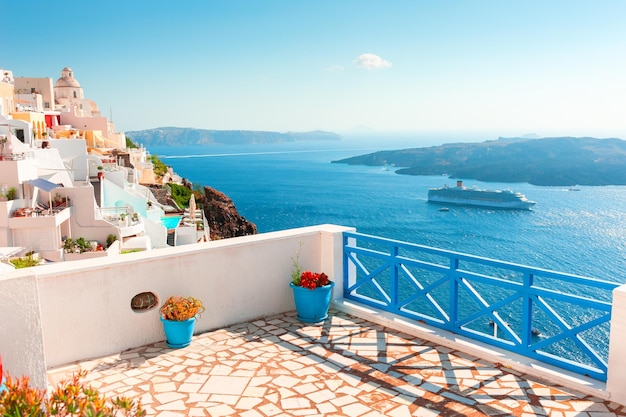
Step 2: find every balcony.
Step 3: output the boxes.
[8,206,70,229]
[2,224,626,414]
[46,310,626,416]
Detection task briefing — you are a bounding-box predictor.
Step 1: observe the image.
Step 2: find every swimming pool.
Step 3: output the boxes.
[161,215,181,230]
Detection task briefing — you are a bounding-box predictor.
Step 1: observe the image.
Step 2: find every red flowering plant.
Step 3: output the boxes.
[291,242,332,290]
[296,271,330,290]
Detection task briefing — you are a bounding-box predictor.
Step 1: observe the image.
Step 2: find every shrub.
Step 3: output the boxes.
[0,370,145,416]
[167,183,191,210]
[106,234,117,248]
[9,254,40,269]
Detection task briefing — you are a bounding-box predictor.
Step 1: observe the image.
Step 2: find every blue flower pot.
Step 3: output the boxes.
[290,281,335,323]
[160,316,196,348]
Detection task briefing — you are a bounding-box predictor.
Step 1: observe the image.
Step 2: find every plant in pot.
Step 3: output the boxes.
[159,296,205,348]
[289,243,334,323]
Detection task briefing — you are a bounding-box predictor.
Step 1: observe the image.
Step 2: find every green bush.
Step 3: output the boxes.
[9,254,40,269]
[0,370,145,416]
[149,155,168,177]
[168,183,192,209]
[106,234,117,248]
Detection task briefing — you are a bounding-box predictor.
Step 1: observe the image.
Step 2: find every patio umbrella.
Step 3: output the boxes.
[189,193,196,222]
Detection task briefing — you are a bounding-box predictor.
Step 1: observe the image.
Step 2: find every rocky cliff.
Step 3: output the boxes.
[198,186,257,240]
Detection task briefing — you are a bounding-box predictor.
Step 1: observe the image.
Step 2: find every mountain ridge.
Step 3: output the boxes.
[127,127,342,146]
[332,136,626,186]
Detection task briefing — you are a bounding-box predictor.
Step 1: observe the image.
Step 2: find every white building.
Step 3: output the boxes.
[0,67,208,268]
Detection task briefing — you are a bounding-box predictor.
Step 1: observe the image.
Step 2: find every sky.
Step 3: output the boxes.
[3,1,626,139]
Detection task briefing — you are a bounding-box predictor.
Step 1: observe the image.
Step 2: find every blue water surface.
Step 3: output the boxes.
[147,139,626,282]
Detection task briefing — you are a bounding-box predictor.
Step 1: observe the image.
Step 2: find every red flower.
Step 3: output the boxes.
[297,271,331,290]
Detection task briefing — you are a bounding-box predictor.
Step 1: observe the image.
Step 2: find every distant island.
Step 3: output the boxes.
[127,127,342,146]
[332,136,626,186]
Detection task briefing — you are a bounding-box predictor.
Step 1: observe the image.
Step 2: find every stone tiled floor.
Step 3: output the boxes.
[47,310,626,416]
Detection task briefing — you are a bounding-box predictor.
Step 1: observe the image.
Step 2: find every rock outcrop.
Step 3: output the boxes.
[199,186,257,240]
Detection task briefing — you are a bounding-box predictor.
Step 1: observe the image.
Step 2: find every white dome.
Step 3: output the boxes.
[55,67,81,88]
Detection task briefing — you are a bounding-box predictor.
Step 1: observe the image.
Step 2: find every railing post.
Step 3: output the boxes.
[342,233,357,299]
[449,256,459,329]
[392,244,399,312]
[521,272,534,348]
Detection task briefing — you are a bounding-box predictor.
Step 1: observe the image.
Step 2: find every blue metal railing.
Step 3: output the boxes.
[343,231,620,381]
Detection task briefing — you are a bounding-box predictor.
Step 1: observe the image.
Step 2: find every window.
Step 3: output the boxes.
[15,129,25,143]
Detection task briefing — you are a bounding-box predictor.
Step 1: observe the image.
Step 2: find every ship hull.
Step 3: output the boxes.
[428,186,536,210]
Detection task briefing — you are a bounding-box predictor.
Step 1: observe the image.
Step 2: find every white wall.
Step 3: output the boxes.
[0,270,47,389]
[0,224,352,389]
[607,285,626,404]
[47,139,88,181]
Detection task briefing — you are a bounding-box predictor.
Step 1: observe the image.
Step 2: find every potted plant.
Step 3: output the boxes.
[289,244,335,323]
[159,296,205,348]
[97,166,104,180]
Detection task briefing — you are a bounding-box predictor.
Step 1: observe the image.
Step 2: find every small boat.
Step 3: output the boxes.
[568,187,581,191]
[438,207,449,212]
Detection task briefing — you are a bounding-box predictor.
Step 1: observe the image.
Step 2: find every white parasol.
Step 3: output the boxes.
[189,193,196,223]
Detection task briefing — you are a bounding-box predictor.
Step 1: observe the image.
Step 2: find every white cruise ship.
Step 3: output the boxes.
[428,180,536,210]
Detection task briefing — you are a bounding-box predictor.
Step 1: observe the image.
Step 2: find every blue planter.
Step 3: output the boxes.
[290,281,335,323]
[160,316,196,348]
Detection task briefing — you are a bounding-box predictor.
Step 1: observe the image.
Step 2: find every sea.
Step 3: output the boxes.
[146,135,626,284]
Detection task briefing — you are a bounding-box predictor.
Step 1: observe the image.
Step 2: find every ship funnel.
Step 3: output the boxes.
[457,180,463,187]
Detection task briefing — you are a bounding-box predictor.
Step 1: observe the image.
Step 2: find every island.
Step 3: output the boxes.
[126,127,341,146]
[332,136,626,186]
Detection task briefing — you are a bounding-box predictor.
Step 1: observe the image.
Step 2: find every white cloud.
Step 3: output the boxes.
[353,53,392,69]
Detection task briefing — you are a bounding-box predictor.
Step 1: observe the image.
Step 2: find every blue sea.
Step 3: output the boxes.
[147,137,626,283]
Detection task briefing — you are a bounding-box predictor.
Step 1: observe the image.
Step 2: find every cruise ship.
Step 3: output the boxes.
[428,180,536,210]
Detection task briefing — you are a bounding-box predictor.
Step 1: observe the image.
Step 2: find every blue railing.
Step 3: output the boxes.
[343,231,620,381]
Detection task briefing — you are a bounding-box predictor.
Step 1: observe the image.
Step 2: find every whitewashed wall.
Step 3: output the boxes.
[0,224,351,389]
[607,285,626,404]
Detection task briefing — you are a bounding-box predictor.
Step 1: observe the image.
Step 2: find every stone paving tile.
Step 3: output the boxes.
[47,310,626,417]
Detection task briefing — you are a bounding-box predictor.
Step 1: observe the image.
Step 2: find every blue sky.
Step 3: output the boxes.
[3,1,626,138]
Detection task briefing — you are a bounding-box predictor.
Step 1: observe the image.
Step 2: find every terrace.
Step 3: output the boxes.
[47,310,626,416]
[3,224,626,416]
